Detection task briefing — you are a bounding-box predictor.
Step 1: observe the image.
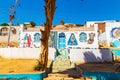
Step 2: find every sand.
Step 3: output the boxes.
[0,56,118,74]
[0,57,40,73]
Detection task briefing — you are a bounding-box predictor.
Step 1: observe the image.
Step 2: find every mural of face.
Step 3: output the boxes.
[79,32,87,42]
[111,28,120,39]
[88,33,95,44]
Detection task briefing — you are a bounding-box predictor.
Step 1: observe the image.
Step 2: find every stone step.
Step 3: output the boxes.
[43,77,64,80]
[73,79,81,80]
[85,78,93,80]
[48,73,68,77]
[64,77,74,80]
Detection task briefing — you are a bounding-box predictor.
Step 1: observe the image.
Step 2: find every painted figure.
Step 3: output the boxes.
[24,33,28,47]
[34,33,41,47]
[79,32,87,42]
[111,28,120,39]
[48,32,54,47]
[68,33,78,45]
[34,33,40,42]
[88,33,95,44]
[58,32,66,48]
[28,34,32,47]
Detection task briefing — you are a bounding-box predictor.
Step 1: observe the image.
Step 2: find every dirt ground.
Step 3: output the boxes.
[0,56,118,74]
[76,62,118,72]
[0,57,39,73]
[0,56,53,74]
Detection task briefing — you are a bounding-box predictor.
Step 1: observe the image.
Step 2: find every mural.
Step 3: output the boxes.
[88,33,95,44]
[19,32,41,48]
[79,32,87,42]
[48,31,57,47]
[34,33,41,42]
[19,30,98,48]
[68,33,78,45]
[58,32,66,48]
[111,28,120,39]
[23,33,29,47]
[33,33,41,48]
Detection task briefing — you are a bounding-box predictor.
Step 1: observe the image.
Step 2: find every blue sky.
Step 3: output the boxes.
[0,0,120,26]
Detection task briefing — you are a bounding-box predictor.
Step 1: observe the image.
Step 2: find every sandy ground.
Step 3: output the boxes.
[0,57,40,73]
[0,56,118,74]
[0,56,53,74]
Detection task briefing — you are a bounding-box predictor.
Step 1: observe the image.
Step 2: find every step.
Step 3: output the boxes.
[43,77,64,80]
[48,73,68,77]
[73,79,81,80]
[64,77,74,80]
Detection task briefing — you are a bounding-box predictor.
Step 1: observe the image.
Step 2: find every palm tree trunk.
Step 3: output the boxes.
[39,0,56,73]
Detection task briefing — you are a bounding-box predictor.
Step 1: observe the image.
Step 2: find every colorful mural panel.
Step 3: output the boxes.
[19,32,41,48]
[68,33,78,45]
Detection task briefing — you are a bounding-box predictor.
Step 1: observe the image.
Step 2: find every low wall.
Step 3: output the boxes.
[69,48,113,62]
[0,48,55,60]
[0,48,113,62]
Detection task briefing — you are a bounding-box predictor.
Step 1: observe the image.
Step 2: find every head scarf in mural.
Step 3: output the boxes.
[68,33,78,45]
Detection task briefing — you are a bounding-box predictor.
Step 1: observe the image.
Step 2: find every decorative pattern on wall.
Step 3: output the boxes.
[79,32,87,42]
[58,32,66,48]
[88,33,95,44]
[68,33,78,45]
[111,28,120,39]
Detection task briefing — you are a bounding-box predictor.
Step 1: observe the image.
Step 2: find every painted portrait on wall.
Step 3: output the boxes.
[111,28,120,39]
[58,32,66,48]
[48,32,55,47]
[87,33,95,44]
[68,33,78,45]
[33,33,41,48]
[79,32,87,42]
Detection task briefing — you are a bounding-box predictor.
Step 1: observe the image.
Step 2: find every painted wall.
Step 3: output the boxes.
[19,30,98,48]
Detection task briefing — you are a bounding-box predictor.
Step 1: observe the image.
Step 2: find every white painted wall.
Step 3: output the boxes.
[0,48,55,60]
[0,48,113,62]
[69,48,112,62]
